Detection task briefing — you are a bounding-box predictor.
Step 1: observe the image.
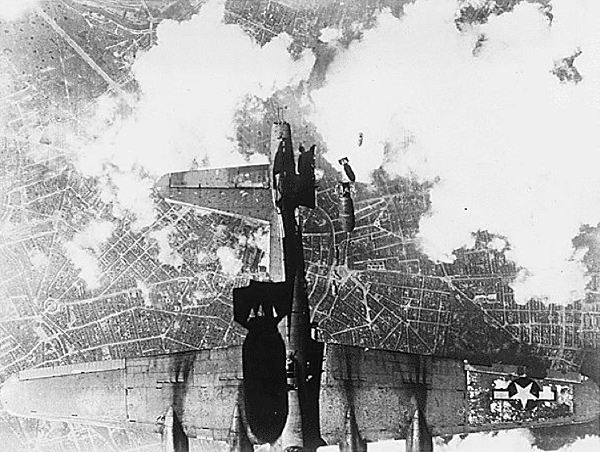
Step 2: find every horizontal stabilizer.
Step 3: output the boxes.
[168,164,270,189]
[155,165,285,282]
[155,165,272,222]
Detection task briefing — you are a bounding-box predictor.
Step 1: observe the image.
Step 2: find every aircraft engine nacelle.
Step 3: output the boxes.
[161,407,189,452]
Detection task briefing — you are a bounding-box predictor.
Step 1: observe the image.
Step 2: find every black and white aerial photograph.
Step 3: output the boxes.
[0,0,598,451]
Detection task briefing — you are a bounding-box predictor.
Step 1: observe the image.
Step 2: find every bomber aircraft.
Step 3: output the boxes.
[1,121,599,452]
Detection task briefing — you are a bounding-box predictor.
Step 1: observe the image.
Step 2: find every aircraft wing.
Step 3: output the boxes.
[3,345,598,449]
[1,349,245,447]
[318,345,599,444]
[155,164,285,282]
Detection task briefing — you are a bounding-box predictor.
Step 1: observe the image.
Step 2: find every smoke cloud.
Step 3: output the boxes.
[437,430,600,452]
[77,0,315,229]
[317,429,600,452]
[28,248,48,271]
[320,27,344,44]
[0,0,38,21]
[309,0,600,304]
[136,280,153,308]
[216,246,243,276]
[148,225,183,268]
[62,219,114,290]
[148,225,184,269]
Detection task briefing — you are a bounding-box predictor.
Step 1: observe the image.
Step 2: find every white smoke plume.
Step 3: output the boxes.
[0,0,38,21]
[63,219,114,290]
[309,0,600,304]
[148,225,183,269]
[438,430,600,452]
[76,0,315,229]
[136,280,153,308]
[28,248,48,271]
[98,170,156,231]
[319,27,344,43]
[216,246,243,276]
[317,429,600,452]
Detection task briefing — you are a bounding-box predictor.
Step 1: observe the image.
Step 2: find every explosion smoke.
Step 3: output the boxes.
[0,0,38,21]
[309,0,600,305]
[62,219,114,290]
[318,428,600,452]
[78,0,315,229]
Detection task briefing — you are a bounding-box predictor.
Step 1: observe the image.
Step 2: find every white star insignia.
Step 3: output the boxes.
[511,381,537,409]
